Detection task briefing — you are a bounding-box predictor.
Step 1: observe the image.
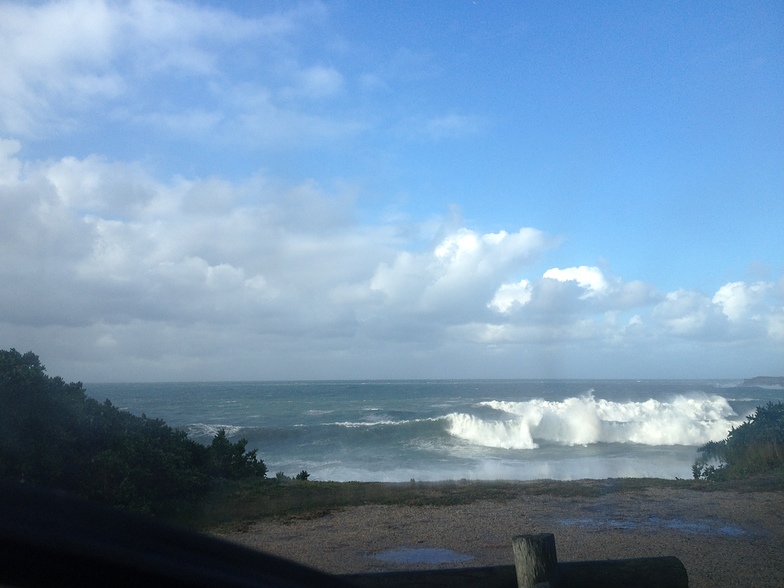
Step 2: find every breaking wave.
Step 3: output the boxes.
[446,393,739,449]
[331,417,440,428]
[187,423,244,439]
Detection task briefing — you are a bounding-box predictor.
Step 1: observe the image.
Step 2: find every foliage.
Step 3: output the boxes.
[209,429,267,480]
[0,349,267,515]
[693,402,784,481]
[295,470,310,481]
[189,477,692,531]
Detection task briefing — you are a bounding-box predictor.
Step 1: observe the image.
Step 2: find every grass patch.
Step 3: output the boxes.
[688,466,784,493]
[171,474,783,533]
[173,477,705,532]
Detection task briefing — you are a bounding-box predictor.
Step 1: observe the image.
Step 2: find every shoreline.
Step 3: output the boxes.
[216,482,784,588]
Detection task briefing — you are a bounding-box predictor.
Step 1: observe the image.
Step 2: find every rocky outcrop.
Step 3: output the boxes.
[741,376,784,387]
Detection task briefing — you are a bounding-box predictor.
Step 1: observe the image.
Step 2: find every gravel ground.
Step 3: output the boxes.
[219,487,784,588]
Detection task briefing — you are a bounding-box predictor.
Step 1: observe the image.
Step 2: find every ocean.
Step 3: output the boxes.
[84,380,783,482]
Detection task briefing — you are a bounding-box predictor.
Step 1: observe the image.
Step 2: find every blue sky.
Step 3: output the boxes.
[1,0,782,381]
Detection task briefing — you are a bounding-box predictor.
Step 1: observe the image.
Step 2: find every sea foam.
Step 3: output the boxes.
[446,393,738,449]
[187,423,244,439]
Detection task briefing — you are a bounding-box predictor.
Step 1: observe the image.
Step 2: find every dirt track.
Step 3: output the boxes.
[219,487,784,588]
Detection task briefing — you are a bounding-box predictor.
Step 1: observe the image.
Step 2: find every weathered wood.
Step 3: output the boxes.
[343,564,518,588]
[512,533,559,588]
[558,557,688,588]
[342,556,688,588]
[343,534,688,588]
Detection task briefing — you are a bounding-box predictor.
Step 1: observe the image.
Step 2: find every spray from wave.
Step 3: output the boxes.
[187,423,244,439]
[446,393,738,449]
[331,417,441,428]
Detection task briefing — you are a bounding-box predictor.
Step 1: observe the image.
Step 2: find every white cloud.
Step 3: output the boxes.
[0,0,349,143]
[625,314,644,331]
[0,144,384,330]
[1,142,783,379]
[488,280,533,313]
[280,66,345,101]
[0,0,123,134]
[769,312,784,340]
[651,281,783,341]
[543,266,609,297]
[489,266,657,322]
[370,228,553,317]
[0,138,22,183]
[0,1,484,153]
[712,281,769,322]
[43,154,158,214]
[652,290,721,337]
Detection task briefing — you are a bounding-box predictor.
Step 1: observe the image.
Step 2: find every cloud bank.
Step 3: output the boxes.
[1,141,782,381]
[0,1,781,380]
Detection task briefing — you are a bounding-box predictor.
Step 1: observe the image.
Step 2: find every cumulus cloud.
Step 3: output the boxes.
[652,290,723,337]
[488,280,533,313]
[488,266,658,324]
[0,144,385,332]
[370,228,554,318]
[1,142,783,379]
[712,281,769,322]
[651,282,782,341]
[543,266,609,297]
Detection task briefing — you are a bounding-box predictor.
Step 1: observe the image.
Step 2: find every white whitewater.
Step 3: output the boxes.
[446,393,738,449]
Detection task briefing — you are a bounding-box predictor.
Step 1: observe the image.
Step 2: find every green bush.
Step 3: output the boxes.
[0,349,267,515]
[209,429,267,480]
[693,401,784,481]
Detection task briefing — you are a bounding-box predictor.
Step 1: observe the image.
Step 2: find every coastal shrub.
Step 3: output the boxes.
[693,401,784,481]
[0,348,266,515]
[208,428,267,480]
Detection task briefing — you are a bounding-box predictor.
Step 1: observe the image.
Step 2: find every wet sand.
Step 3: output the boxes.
[219,486,784,588]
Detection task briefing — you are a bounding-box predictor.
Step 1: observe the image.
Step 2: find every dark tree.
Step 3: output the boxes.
[208,429,267,480]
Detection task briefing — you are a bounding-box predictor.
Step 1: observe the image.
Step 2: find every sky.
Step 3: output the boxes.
[0,0,782,382]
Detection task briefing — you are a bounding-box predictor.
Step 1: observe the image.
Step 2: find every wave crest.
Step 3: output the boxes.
[446,393,738,449]
[332,417,440,428]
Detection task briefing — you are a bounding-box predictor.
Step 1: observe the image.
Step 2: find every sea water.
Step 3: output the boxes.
[84,380,783,482]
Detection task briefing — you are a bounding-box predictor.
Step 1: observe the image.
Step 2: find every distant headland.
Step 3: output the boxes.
[741,376,784,387]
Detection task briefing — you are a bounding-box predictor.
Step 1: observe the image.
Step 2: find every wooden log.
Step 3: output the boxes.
[557,556,688,588]
[342,564,518,588]
[512,533,559,588]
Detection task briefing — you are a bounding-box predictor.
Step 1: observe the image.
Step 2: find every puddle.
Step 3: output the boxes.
[558,517,638,530]
[557,516,746,537]
[373,547,474,564]
[648,517,746,536]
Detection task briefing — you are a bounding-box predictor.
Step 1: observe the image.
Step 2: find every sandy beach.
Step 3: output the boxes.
[219,485,784,588]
